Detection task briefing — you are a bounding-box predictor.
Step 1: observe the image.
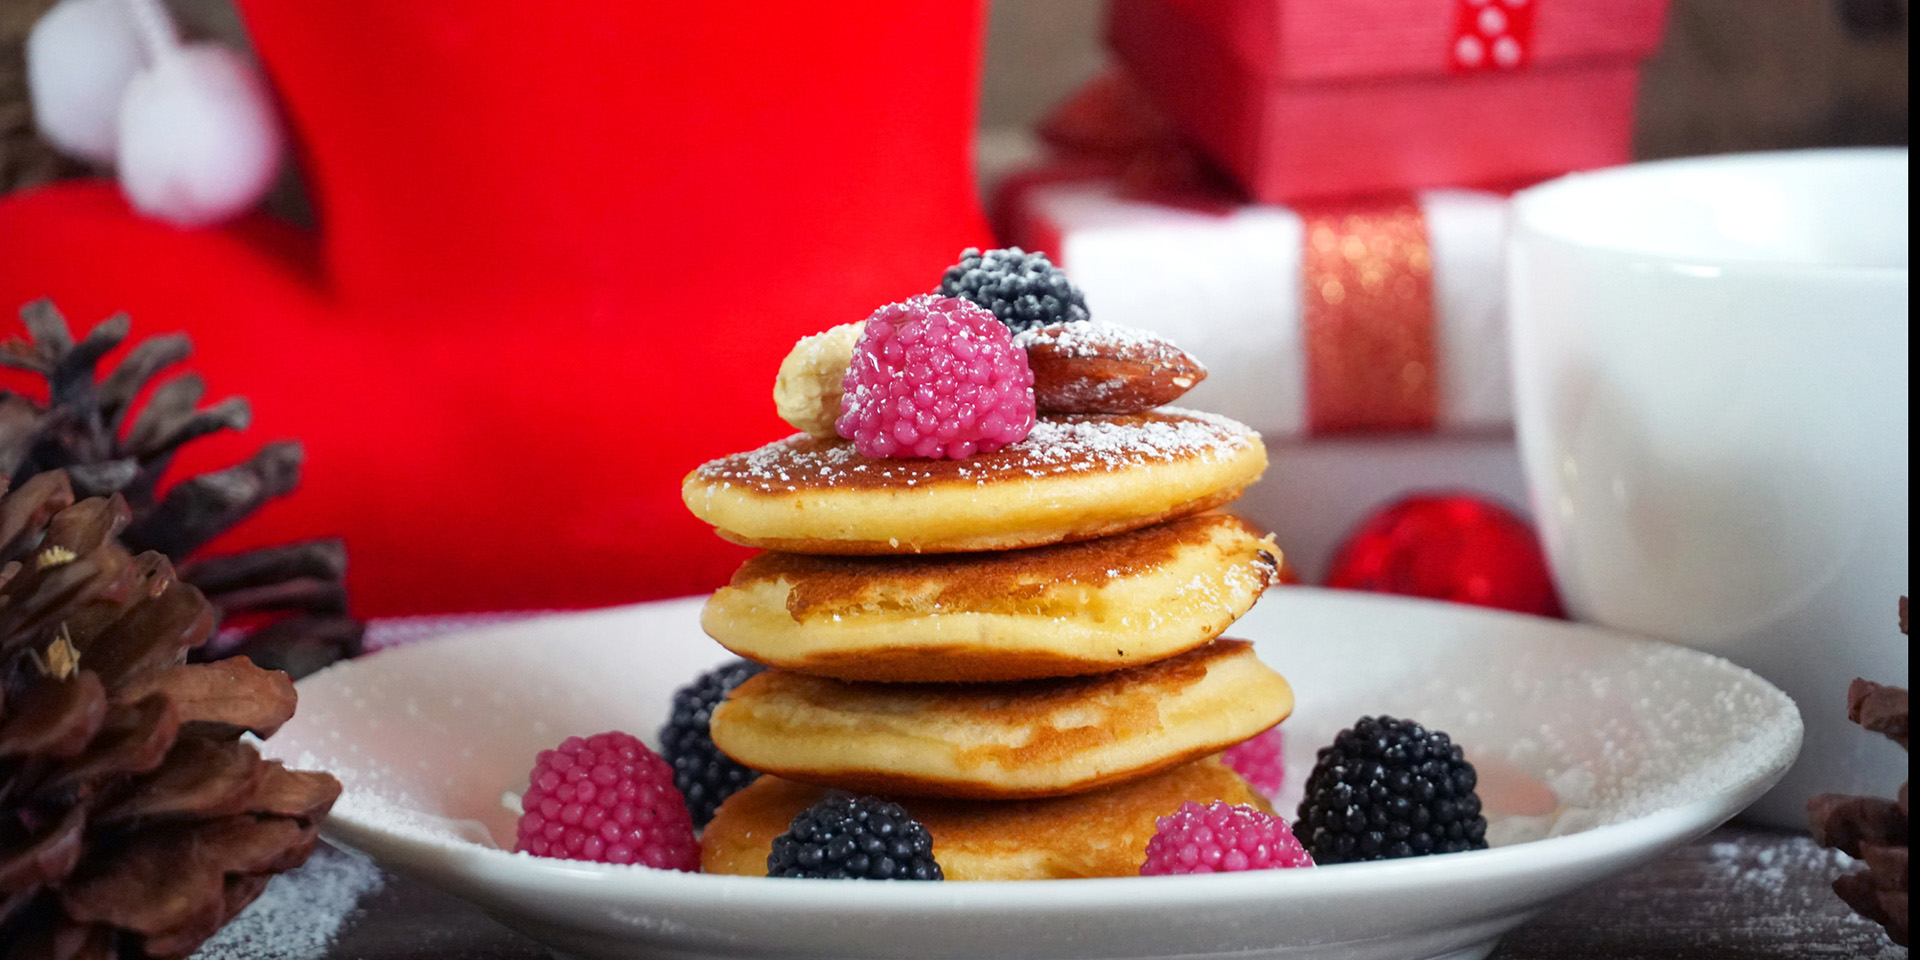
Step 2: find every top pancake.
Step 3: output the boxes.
[682,410,1266,554]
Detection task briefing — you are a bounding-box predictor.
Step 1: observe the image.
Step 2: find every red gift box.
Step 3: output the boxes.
[1108,0,1671,203]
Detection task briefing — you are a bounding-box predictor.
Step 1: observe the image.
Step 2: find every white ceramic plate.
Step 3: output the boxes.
[271,588,1800,960]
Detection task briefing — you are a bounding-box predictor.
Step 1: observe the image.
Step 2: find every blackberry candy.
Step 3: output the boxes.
[1296,715,1488,864]
[767,795,943,880]
[660,659,765,827]
[937,247,1090,334]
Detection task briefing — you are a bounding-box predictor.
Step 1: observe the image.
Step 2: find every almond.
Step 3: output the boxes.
[1016,321,1207,415]
[773,321,864,438]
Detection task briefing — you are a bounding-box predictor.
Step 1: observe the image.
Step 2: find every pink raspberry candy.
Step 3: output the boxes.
[514,730,699,871]
[1220,726,1286,798]
[836,295,1036,459]
[1140,801,1315,875]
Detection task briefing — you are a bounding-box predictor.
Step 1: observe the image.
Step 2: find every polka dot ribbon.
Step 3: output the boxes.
[1299,202,1438,434]
[1450,0,1538,72]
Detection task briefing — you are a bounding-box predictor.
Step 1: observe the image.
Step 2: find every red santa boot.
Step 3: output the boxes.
[0,2,992,614]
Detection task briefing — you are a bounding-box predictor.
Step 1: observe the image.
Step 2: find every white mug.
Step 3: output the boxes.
[1507,149,1909,828]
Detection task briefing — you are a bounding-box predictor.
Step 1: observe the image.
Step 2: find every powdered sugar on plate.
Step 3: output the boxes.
[1268,606,1802,848]
[328,777,503,851]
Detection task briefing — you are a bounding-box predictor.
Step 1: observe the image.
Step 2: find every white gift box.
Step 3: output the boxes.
[1016,179,1515,438]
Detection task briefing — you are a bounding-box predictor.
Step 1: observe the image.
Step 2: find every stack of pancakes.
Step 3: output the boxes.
[682,410,1293,880]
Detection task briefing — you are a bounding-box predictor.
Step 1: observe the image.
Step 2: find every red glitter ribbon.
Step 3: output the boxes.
[1299,201,1438,434]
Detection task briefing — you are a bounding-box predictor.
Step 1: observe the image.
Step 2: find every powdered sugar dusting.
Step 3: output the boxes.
[696,409,1257,492]
[191,845,386,960]
[294,750,505,851]
[1690,834,1908,953]
[1707,836,1859,897]
[1019,410,1244,470]
[1013,320,1198,369]
[1505,642,1805,827]
[306,768,695,881]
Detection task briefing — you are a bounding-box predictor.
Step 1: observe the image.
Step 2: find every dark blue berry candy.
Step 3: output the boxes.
[660,660,764,827]
[937,247,1090,334]
[767,795,943,880]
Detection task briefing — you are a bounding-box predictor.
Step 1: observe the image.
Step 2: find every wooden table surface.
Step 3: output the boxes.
[203,824,1901,960]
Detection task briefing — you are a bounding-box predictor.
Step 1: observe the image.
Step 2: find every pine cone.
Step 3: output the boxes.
[0,300,363,678]
[1807,597,1910,947]
[0,470,341,959]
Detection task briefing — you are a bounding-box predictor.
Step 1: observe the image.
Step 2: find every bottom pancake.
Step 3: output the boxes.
[702,756,1272,880]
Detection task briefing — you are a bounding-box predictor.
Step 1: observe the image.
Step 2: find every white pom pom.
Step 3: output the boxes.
[117,44,284,227]
[25,0,147,164]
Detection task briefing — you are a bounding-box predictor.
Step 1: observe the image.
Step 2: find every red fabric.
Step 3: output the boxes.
[0,3,992,615]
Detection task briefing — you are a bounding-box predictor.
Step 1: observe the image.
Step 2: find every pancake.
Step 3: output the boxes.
[702,514,1281,682]
[701,757,1272,880]
[681,410,1266,555]
[709,639,1292,799]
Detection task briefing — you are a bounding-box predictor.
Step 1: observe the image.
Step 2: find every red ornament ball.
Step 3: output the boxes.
[1326,494,1564,617]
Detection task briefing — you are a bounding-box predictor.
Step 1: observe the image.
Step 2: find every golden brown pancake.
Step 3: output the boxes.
[709,639,1292,799]
[702,514,1280,682]
[701,757,1272,880]
[681,410,1266,555]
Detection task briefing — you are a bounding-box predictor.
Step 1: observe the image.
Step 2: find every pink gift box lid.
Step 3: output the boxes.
[1167,0,1670,82]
